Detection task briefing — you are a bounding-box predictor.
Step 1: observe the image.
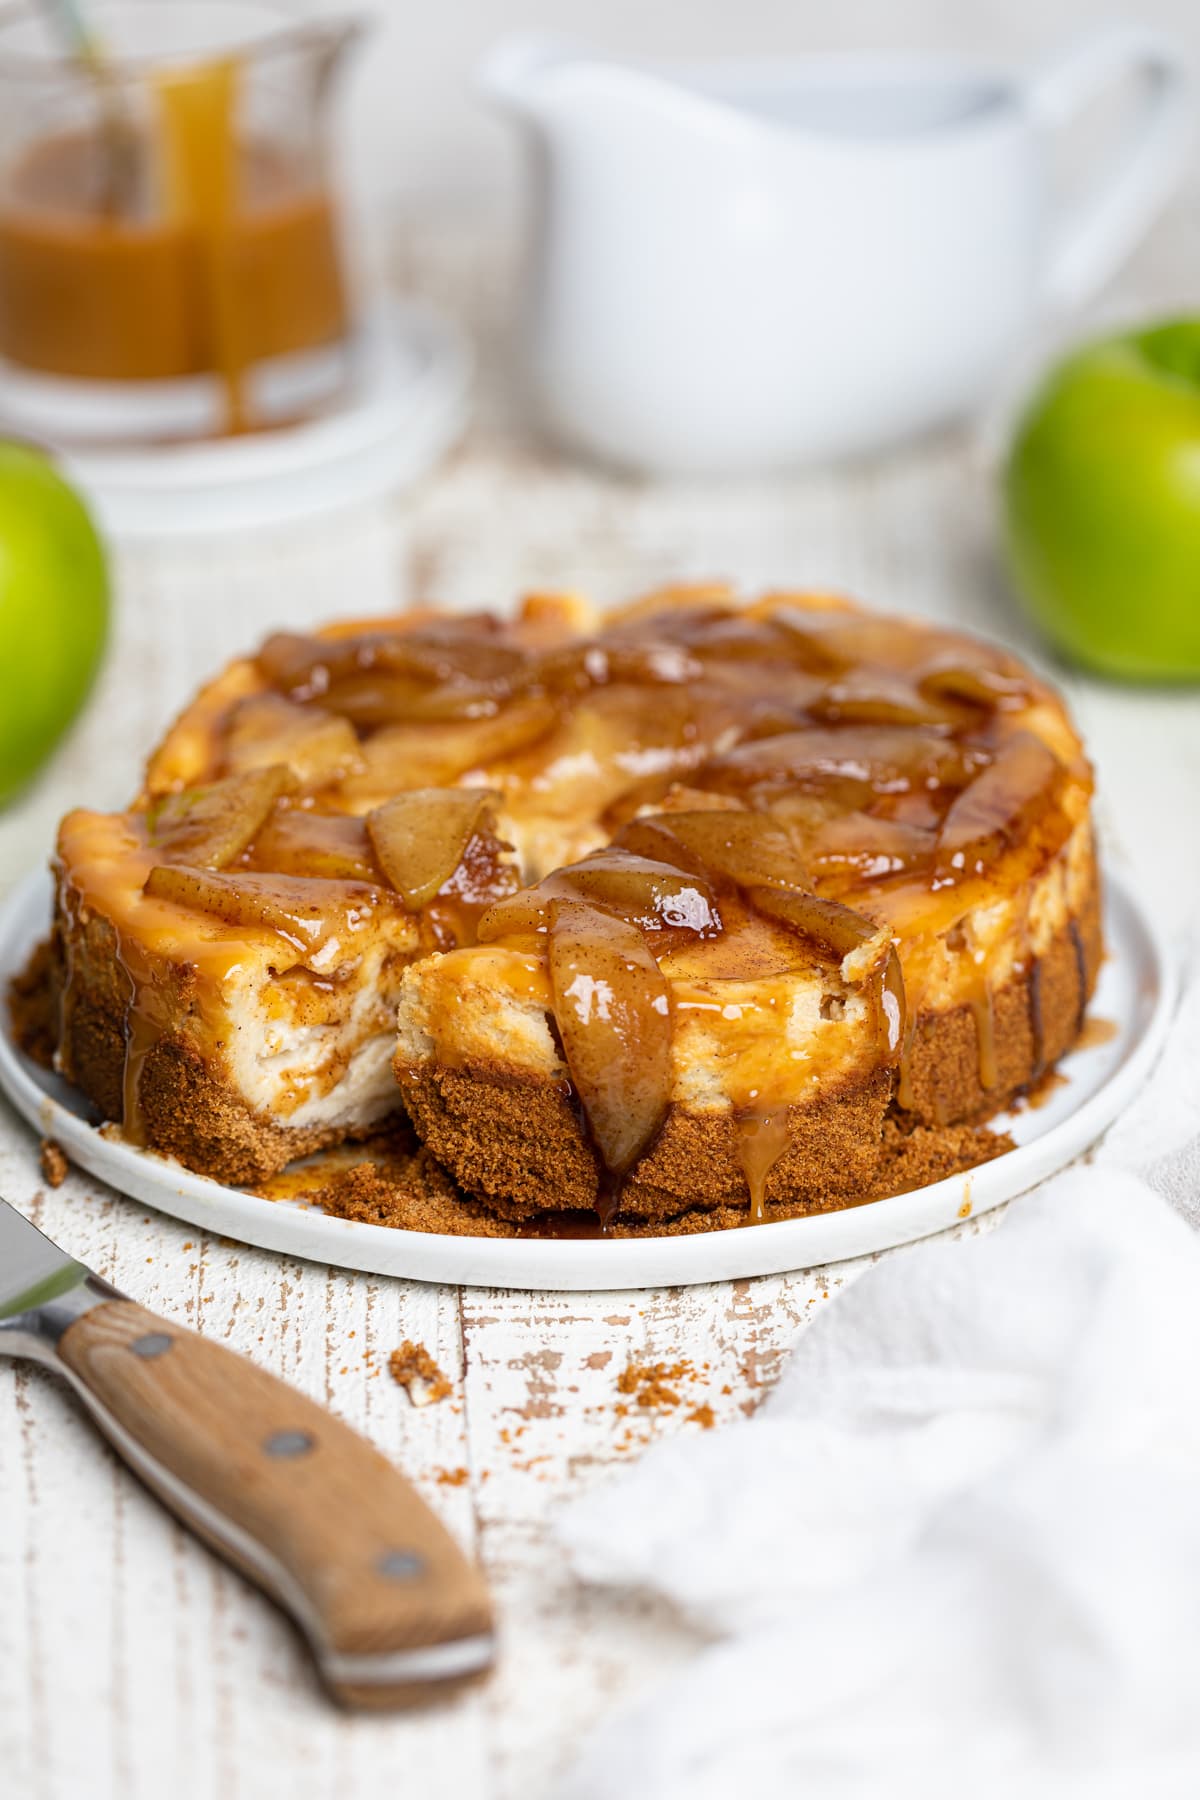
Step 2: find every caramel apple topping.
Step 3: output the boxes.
[367,788,500,912]
[143,864,395,953]
[240,808,379,882]
[546,897,673,1222]
[146,764,291,869]
[477,846,721,944]
[221,693,363,789]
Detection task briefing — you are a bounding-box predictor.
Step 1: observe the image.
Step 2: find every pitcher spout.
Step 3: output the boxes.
[477,36,574,115]
[477,35,719,134]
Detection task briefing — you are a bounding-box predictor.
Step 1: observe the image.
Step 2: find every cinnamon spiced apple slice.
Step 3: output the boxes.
[546,897,673,1220]
[476,846,721,942]
[146,764,291,869]
[393,846,902,1227]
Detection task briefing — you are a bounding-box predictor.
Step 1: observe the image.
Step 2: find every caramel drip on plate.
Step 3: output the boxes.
[733,1106,791,1225]
[1075,1015,1118,1051]
[1021,1068,1068,1110]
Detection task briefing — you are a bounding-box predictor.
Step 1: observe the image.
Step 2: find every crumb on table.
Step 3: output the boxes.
[39,1138,69,1189]
[388,1339,453,1406]
[616,1359,696,1410]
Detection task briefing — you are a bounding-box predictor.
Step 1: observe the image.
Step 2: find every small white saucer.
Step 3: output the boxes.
[0,300,471,539]
[0,868,1174,1291]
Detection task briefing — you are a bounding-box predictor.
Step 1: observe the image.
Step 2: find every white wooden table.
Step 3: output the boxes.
[3,220,1200,1799]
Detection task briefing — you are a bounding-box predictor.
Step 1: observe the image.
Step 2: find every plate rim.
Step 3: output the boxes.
[0,865,1175,1290]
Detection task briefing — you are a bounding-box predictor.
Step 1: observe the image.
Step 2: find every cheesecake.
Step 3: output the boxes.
[15,587,1100,1228]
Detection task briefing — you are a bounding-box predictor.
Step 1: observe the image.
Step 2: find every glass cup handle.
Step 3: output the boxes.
[1026,25,1193,311]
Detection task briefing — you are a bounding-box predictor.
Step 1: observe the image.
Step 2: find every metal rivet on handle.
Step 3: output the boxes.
[130,1333,173,1359]
[263,1429,316,1458]
[376,1550,425,1581]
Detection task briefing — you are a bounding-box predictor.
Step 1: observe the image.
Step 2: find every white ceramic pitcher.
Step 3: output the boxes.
[480,28,1192,475]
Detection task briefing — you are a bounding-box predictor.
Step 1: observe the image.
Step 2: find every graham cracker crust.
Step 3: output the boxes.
[270,1113,1013,1239]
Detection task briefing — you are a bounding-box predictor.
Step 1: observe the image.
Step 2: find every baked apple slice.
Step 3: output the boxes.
[243,809,379,881]
[791,811,937,888]
[616,809,809,892]
[222,694,362,788]
[146,765,290,869]
[705,726,979,802]
[916,654,1033,712]
[745,883,880,962]
[320,673,504,728]
[547,897,672,1192]
[143,865,391,950]
[555,849,720,933]
[476,848,721,942]
[748,885,905,1057]
[807,668,961,729]
[341,695,560,799]
[935,731,1066,881]
[367,788,498,910]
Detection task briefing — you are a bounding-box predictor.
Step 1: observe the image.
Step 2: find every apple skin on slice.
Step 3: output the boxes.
[367,788,498,911]
[146,765,291,869]
[547,897,673,1185]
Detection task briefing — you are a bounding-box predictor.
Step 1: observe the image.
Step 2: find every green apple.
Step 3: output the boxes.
[0,443,109,806]
[1003,319,1200,681]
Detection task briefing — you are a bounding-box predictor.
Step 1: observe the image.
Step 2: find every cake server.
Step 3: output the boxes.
[0,1196,494,1707]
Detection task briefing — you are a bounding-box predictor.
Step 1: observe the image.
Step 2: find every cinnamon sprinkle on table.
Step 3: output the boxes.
[617,1359,696,1410]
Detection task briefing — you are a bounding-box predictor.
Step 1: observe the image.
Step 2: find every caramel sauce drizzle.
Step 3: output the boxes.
[965,955,998,1092]
[733,1106,791,1226]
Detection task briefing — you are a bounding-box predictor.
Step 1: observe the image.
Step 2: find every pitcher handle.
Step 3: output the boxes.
[1027,26,1192,311]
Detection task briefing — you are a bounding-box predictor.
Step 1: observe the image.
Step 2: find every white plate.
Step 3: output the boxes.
[0,868,1173,1290]
[2,301,472,540]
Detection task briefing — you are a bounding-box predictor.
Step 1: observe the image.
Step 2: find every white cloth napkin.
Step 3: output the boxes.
[557,957,1200,1800]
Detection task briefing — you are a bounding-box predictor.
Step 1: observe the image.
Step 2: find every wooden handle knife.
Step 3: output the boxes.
[0,1197,494,1708]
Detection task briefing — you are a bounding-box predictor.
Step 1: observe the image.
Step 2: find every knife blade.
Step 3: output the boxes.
[0,1197,494,1708]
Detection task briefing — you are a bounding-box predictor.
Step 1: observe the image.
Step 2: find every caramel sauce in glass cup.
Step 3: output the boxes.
[0,0,361,441]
